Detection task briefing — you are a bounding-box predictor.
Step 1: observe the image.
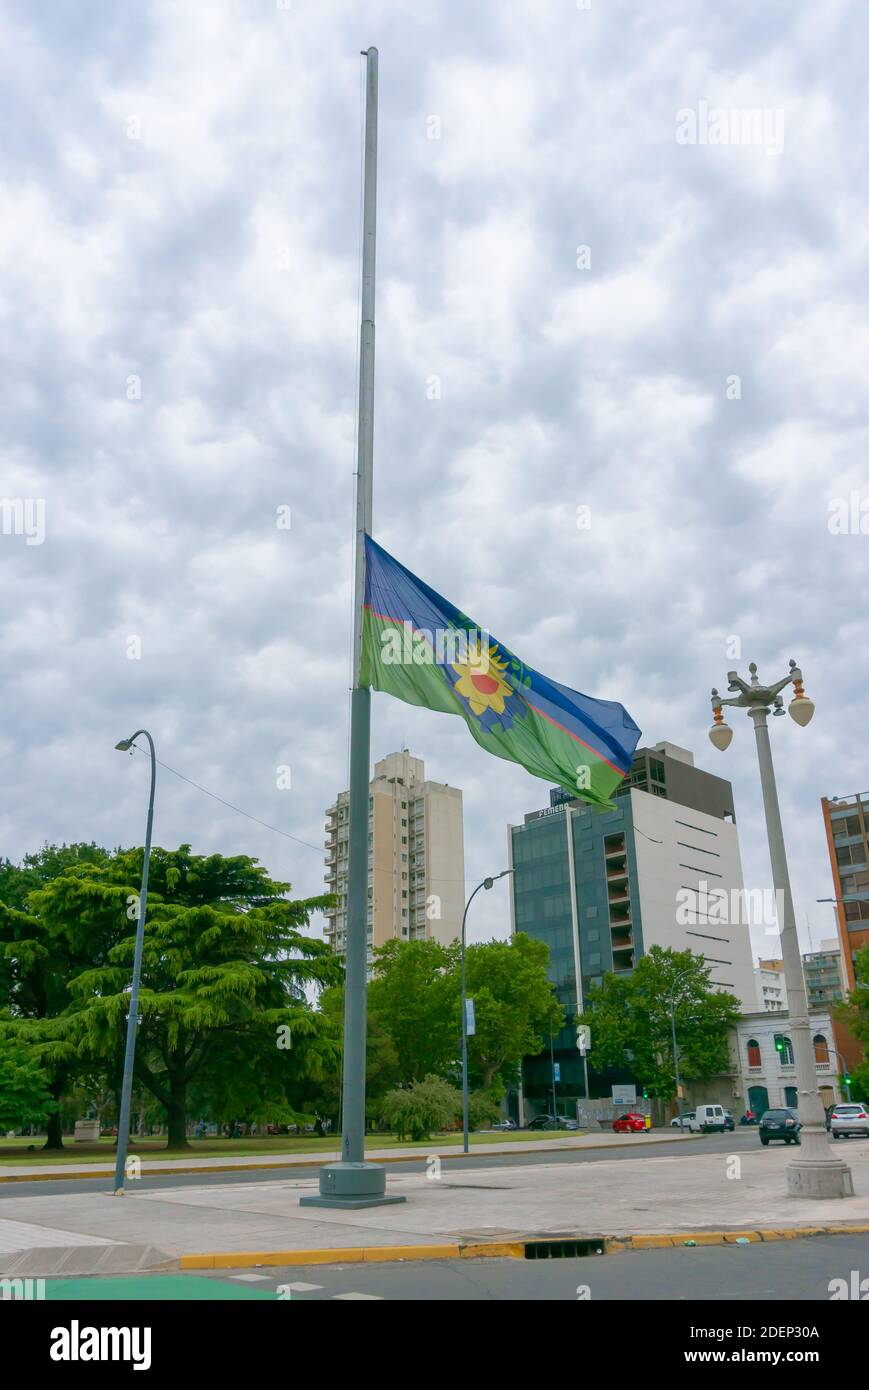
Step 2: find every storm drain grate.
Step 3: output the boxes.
[524,1237,605,1260]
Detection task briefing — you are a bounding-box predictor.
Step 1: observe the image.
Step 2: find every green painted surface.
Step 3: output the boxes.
[44,1275,276,1301]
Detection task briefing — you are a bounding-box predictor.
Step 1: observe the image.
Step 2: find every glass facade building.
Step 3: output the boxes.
[509,742,752,1118]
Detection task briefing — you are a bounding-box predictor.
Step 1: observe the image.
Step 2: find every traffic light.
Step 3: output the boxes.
[642,1086,649,1100]
[774,1034,785,1054]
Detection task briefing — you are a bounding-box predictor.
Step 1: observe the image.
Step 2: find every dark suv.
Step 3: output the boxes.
[759,1107,802,1146]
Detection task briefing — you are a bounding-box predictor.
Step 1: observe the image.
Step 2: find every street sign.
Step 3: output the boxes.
[465,997,476,1036]
[576,1024,591,1055]
[553,1062,561,1082]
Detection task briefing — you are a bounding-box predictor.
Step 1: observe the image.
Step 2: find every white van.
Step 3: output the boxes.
[689,1104,727,1134]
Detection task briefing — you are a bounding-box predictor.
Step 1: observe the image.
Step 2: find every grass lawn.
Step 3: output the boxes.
[0,1128,585,1166]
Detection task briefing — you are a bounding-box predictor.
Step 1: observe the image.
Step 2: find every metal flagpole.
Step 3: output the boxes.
[302,47,403,1209]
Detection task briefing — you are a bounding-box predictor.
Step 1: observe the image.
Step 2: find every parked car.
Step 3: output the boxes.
[759,1107,802,1145]
[612,1111,649,1133]
[527,1114,580,1131]
[691,1104,728,1134]
[670,1111,696,1129]
[829,1103,869,1139]
[481,1119,518,1132]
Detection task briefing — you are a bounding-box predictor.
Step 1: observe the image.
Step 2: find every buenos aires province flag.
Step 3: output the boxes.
[360,535,641,808]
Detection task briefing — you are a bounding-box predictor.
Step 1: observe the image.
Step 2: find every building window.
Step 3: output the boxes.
[813,1033,829,1065]
[746,1038,761,1068]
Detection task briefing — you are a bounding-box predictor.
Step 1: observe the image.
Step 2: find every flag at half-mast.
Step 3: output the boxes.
[360,535,641,808]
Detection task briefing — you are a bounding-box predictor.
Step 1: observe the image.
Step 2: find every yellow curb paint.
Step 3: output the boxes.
[362,1245,460,1263]
[181,1248,365,1269]
[177,1220,869,1272]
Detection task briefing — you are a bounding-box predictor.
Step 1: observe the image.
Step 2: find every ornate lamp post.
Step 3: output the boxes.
[708,661,853,1198]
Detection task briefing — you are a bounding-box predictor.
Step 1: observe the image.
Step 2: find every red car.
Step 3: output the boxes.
[612,1112,648,1133]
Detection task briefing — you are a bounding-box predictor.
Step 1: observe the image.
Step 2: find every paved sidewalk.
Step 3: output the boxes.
[0,1129,687,1180]
[1,1137,867,1275]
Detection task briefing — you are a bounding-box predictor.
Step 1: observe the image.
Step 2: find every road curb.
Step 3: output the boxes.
[179,1222,869,1271]
[0,1133,696,1184]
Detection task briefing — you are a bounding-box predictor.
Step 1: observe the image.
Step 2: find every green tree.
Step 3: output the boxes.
[457,933,563,1092]
[0,843,115,1148]
[380,1074,461,1141]
[366,939,460,1084]
[467,1088,502,1131]
[579,945,740,1101]
[0,1036,56,1131]
[5,845,340,1149]
[287,983,401,1128]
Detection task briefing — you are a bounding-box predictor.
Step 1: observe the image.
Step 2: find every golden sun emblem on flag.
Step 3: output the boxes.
[451,641,513,717]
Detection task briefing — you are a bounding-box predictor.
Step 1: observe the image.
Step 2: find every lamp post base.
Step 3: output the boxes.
[299,1161,407,1209]
[787,1157,855,1199]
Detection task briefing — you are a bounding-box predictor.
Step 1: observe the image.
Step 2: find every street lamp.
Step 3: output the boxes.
[668,990,684,1125]
[112,729,156,1195]
[708,662,853,1197]
[461,870,513,1154]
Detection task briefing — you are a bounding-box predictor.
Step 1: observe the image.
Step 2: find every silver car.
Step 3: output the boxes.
[670,1111,695,1129]
[830,1103,869,1139]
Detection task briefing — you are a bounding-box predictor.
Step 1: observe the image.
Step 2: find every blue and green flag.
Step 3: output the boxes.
[360,534,641,807]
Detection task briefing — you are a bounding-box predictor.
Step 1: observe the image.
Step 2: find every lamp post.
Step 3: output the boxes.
[708,661,854,1197]
[461,870,513,1154]
[668,990,684,1125]
[112,730,156,1195]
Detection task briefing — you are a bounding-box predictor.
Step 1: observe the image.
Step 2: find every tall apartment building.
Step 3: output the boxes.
[754,958,787,1013]
[802,940,844,1009]
[821,791,869,991]
[324,750,465,963]
[508,741,757,1115]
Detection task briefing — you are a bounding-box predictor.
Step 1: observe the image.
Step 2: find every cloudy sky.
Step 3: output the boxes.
[2,0,867,958]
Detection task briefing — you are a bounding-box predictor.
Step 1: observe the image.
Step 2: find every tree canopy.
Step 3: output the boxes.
[578,945,741,1101]
[0,843,340,1147]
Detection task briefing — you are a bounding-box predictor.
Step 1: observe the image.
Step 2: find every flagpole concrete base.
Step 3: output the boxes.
[299,1161,407,1209]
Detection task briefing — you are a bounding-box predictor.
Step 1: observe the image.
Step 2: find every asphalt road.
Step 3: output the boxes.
[42,1233,869,1301]
[0,1130,770,1199]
